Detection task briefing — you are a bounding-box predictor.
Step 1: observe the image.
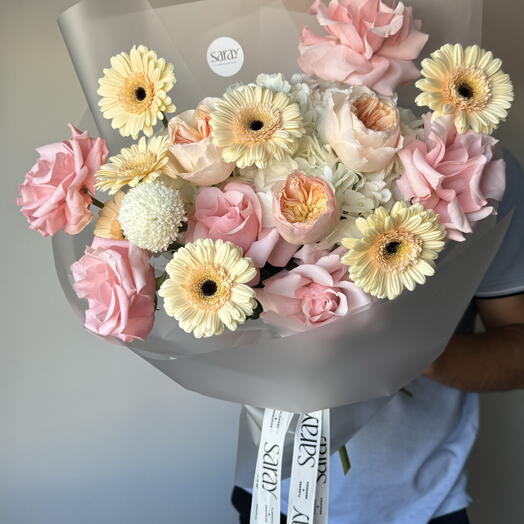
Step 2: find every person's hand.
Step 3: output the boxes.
[420,294,524,391]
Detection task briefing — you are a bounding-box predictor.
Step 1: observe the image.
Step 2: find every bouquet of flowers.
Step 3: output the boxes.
[17,0,515,522]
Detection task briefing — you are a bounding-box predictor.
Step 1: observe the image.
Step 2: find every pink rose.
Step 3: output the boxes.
[17,125,108,236]
[186,182,262,253]
[397,114,506,242]
[71,237,156,342]
[272,171,339,245]
[298,0,428,96]
[167,98,235,186]
[257,249,372,331]
[185,182,298,269]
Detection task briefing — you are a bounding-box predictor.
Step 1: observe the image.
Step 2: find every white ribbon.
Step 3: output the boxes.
[287,411,323,524]
[251,409,294,523]
[251,409,330,524]
[314,410,330,524]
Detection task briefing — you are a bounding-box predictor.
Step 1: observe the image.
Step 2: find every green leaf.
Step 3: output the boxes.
[155,272,167,291]
[400,387,413,398]
[338,445,351,475]
[247,300,264,321]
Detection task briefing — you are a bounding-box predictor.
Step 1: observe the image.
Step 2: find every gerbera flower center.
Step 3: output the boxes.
[135,86,147,101]
[385,241,401,255]
[119,72,155,114]
[352,95,398,132]
[236,105,282,143]
[249,120,265,131]
[185,266,233,311]
[456,82,474,100]
[373,230,423,272]
[200,279,218,297]
[446,68,491,111]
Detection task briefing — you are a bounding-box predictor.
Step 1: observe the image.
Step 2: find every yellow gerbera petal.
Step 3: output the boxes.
[98,45,176,139]
[416,43,513,134]
[210,85,305,169]
[158,239,257,338]
[95,135,170,195]
[341,202,447,300]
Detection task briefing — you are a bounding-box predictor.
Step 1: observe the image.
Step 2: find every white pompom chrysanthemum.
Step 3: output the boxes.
[118,181,185,252]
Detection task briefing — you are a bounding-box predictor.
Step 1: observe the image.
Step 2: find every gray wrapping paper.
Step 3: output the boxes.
[59,0,484,148]
[54,0,495,475]
[52,213,512,412]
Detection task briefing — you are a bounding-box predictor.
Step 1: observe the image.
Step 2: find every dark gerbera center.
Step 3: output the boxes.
[385,241,401,255]
[249,120,264,131]
[456,82,474,100]
[135,86,147,102]
[200,279,218,297]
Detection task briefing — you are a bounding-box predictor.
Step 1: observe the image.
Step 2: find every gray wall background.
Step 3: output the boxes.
[1,0,522,523]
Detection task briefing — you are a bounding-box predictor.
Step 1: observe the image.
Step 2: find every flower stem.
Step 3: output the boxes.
[400,387,413,398]
[338,445,351,475]
[155,272,167,291]
[90,196,106,209]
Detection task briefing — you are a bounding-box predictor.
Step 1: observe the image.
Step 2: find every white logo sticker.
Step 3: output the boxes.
[207,37,244,77]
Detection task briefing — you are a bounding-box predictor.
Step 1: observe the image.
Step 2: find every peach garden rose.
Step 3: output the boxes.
[319,86,402,173]
[166,98,235,186]
[272,171,339,245]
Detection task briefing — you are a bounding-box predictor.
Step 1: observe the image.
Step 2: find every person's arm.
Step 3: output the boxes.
[423,294,524,392]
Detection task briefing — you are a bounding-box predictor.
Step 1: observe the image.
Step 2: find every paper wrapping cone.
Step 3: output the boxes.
[54,0,494,466]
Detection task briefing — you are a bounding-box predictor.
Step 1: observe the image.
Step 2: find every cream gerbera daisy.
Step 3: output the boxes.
[94,191,126,240]
[416,43,513,134]
[211,85,305,169]
[95,135,170,195]
[159,239,257,338]
[98,45,176,138]
[341,202,447,300]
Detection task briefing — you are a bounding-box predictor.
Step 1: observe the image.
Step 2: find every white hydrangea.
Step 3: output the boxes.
[256,73,320,130]
[118,181,186,253]
[236,156,299,192]
[290,73,338,92]
[256,73,291,94]
[345,169,396,217]
[320,162,360,202]
[295,135,338,171]
[225,81,254,94]
[295,135,329,167]
[316,216,361,250]
[399,108,424,144]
